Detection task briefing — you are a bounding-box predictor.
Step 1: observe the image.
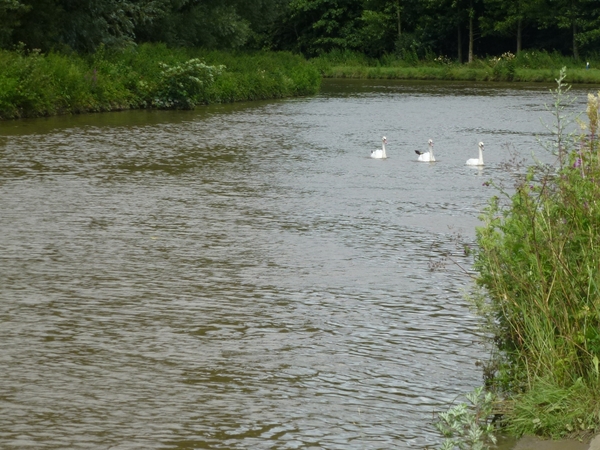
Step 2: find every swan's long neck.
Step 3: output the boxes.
[424,141,434,161]
[478,146,483,163]
[382,141,387,158]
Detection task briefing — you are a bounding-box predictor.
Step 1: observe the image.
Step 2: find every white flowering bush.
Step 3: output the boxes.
[153,58,225,109]
[434,55,453,65]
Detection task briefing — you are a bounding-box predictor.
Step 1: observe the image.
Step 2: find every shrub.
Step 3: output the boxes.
[152,58,225,109]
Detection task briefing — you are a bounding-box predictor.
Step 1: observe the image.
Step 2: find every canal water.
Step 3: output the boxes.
[0,79,592,449]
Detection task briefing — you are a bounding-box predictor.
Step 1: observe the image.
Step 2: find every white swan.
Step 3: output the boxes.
[370,136,387,159]
[466,142,485,166]
[415,139,435,162]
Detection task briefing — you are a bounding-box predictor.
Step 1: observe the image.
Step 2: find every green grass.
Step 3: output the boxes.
[311,49,600,83]
[319,65,600,83]
[503,377,600,439]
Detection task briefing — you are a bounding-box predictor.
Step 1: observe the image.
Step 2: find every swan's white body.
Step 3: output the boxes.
[415,139,435,162]
[466,142,485,166]
[370,137,387,159]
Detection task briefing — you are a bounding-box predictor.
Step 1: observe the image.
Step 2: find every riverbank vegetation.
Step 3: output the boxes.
[3,1,600,119]
[0,45,321,119]
[466,69,600,441]
[312,50,600,84]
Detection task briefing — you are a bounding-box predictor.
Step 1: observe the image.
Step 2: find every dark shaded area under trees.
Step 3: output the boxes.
[1,0,600,60]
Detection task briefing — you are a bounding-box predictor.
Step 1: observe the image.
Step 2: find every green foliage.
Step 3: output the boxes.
[435,387,498,450]
[504,377,600,438]
[472,68,600,435]
[3,0,600,61]
[490,52,516,81]
[136,2,253,50]
[201,50,321,102]
[9,0,163,53]
[354,7,396,58]
[0,44,320,119]
[153,58,225,109]
[513,50,569,69]
[312,51,600,83]
[4,0,288,53]
[396,33,422,65]
[0,0,28,48]
[275,0,364,56]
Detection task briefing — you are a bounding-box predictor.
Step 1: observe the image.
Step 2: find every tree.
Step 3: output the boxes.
[354,0,404,57]
[451,0,480,63]
[10,0,165,52]
[445,0,479,63]
[135,0,248,49]
[273,0,363,55]
[481,0,538,53]
[0,0,29,48]
[135,0,289,50]
[571,0,600,58]
[535,0,600,59]
[468,0,474,62]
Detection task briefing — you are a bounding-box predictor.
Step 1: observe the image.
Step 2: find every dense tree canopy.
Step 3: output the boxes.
[1,0,599,58]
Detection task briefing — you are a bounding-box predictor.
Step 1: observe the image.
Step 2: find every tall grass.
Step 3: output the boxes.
[0,44,321,120]
[504,377,599,438]
[473,68,600,437]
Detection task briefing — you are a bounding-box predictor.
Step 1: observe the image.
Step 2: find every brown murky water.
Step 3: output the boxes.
[0,79,593,449]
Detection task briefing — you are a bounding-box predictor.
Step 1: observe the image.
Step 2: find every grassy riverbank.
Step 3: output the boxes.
[311,50,600,84]
[0,44,321,120]
[472,70,600,441]
[4,46,600,120]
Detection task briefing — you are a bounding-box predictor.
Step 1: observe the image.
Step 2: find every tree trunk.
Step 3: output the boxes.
[468,1,474,63]
[397,0,401,38]
[573,21,579,60]
[458,23,462,63]
[516,18,522,54]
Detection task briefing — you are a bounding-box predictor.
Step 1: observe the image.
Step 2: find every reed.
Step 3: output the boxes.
[473,68,600,437]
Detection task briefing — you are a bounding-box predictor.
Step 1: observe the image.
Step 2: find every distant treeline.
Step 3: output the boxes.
[2,0,600,60]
